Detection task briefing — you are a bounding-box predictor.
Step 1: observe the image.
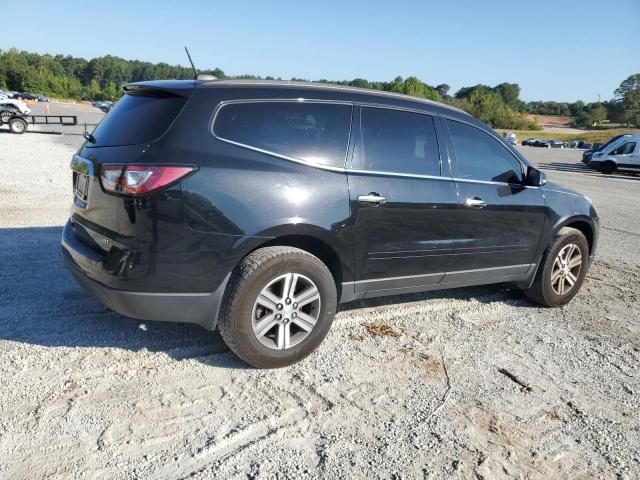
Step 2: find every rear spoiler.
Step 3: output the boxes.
[122,81,197,98]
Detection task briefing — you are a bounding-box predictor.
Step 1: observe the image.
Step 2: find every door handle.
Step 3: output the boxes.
[358,193,386,204]
[464,197,487,208]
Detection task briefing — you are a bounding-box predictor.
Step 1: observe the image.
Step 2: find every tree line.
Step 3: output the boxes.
[1,48,637,129]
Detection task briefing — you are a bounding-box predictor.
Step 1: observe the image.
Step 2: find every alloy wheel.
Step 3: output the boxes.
[251,273,321,350]
[550,243,582,295]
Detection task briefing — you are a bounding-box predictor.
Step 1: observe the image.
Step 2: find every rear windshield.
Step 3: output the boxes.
[90,91,187,147]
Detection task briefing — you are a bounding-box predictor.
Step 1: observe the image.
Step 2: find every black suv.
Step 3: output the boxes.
[62,80,599,368]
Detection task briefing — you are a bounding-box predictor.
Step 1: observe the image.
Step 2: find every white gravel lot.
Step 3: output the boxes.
[0,127,638,479]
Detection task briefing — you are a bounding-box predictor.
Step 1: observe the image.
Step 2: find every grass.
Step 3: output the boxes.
[497,128,640,144]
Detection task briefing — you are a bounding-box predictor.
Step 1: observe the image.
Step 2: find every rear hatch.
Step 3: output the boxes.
[87,83,191,148]
[71,82,195,238]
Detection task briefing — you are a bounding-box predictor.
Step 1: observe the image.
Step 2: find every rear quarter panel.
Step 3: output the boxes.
[169,88,354,287]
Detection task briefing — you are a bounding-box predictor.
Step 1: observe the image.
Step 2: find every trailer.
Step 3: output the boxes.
[0,111,78,134]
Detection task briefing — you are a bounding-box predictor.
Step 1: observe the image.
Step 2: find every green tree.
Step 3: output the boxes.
[494,82,520,108]
[435,83,450,98]
[574,110,594,128]
[614,74,640,126]
[589,103,607,125]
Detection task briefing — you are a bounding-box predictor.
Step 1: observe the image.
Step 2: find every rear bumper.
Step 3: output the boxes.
[62,221,227,330]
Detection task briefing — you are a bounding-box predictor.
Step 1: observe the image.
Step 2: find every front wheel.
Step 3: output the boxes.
[600,161,616,174]
[524,227,589,307]
[218,246,337,368]
[0,110,15,123]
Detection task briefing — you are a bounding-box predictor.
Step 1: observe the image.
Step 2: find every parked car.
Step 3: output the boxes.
[0,98,31,116]
[582,134,629,164]
[504,132,517,146]
[534,139,552,148]
[62,79,599,368]
[568,141,579,149]
[588,134,640,174]
[522,138,539,146]
[17,92,38,101]
[18,92,49,102]
[548,140,565,148]
[92,100,114,113]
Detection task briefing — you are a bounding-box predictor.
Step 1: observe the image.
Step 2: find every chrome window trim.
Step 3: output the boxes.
[348,168,450,182]
[451,176,538,188]
[354,101,440,117]
[208,98,542,187]
[210,98,354,171]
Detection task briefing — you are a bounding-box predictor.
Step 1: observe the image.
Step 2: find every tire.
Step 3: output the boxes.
[600,161,616,174]
[218,246,337,368]
[0,110,14,123]
[8,117,27,134]
[524,227,589,307]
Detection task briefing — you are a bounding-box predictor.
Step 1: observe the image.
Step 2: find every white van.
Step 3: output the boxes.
[588,134,640,174]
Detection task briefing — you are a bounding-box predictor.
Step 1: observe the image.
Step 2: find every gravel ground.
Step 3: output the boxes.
[0,128,638,479]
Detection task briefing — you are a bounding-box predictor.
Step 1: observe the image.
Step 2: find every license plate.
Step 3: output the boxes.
[74,173,90,201]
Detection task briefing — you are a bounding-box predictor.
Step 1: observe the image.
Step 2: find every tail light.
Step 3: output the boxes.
[101,165,195,196]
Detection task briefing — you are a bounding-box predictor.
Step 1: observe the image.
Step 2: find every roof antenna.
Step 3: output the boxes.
[184,46,198,78]
[184,46,217,81]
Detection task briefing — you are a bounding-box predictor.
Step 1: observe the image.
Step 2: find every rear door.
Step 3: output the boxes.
[443,118,546,283]
[346,106,458,297]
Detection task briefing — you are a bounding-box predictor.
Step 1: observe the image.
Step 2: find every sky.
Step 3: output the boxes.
[2,0,638,102]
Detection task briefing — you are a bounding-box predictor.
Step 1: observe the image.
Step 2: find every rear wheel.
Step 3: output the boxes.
[8,117,27,134]
[524,227,589,307]
[600,161,616,174]
[218,246,337,368]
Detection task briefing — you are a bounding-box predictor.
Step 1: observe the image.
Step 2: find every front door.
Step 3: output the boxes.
[442,118,546,284]
[346,106,458,297]
[610,140,639,171]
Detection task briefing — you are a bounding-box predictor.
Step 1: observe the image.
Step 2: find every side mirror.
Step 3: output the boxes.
[526,166,547,187]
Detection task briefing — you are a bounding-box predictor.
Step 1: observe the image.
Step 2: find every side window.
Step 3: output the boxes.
[213,101,352,168]
[446,119,524,184]
[612,142,636,155]
[356,107,440,176]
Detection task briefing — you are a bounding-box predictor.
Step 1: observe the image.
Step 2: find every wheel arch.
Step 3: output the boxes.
[258,235,344,295]
[562,219,594,255]
[553,215,596,256]
[228,224,353,301]
[520,214,597,290]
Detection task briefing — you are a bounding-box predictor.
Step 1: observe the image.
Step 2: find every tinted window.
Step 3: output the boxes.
[357,107,440,176]
[91,92,187,147]
[612,142,636,155]
[447,120,523,183]
[213,101,352,168]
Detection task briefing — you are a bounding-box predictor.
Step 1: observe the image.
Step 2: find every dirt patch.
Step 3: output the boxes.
[526,114,572,126]
[362,321,399,337]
